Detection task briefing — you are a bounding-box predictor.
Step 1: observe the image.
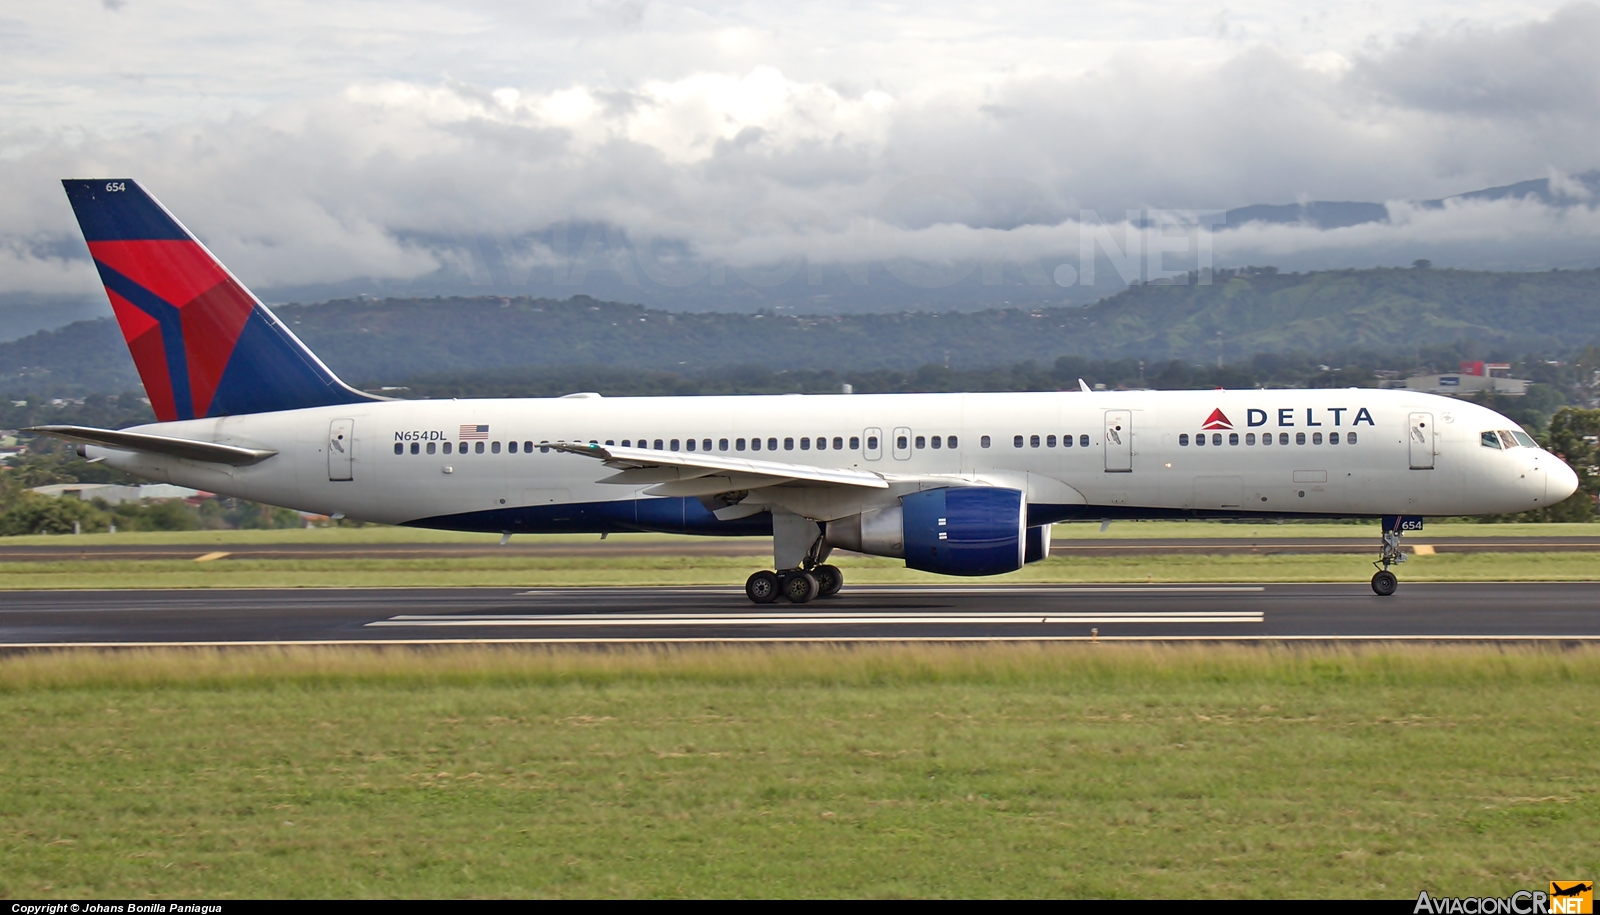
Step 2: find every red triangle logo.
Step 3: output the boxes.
[1202,408,1233,430]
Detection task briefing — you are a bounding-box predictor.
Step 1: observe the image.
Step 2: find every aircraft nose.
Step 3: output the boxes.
[1547,457,1579,504]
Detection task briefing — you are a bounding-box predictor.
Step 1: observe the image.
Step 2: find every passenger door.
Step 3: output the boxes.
[328,418,354,481]
[1104,410,1132,473]
[1408,412,1435,470]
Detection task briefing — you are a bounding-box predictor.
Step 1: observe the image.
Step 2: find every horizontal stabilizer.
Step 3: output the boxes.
[549,441,889,489]
[25,425,278,466]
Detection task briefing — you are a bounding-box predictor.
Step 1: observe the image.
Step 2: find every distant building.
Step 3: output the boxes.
[30,483,206,505]
[1405,361,1528,396]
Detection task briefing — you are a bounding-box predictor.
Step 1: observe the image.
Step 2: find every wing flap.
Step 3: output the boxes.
[25,424,278,466]
[550,441,888,489]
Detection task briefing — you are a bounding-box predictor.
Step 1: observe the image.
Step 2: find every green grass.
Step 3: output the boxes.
[0,551,1595,589]
[1,644,1596,898]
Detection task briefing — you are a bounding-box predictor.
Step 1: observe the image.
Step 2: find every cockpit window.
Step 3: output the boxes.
[1498,430,1520,449]
[1481,431,1502,449]
[1512,430,1539,449]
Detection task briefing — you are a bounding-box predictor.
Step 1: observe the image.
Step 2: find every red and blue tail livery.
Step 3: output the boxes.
[62,179,375,420]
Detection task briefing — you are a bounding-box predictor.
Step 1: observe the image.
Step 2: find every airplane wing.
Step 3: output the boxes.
[548,441,889,491]
[25,425,278,466]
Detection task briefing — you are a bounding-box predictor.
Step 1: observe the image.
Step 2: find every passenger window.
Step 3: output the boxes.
[1261,434,1270,446]
[1295,432,1305,445]
[475,441,485,454]
[931,436,941,449]
[1046,435,1056,447]
[865,436,877,450]
[1079,434,1089,448]
[1196,433,1205,447]
[915,435,926,449]
[784,437,794,451]
[622,440,631,447]
[1481,431,1501,449]
[751,438,761,451]
[509,441,519,453]
[720,439,729,451]
[1229,433,1239,446]
[834,437,845,450]
[1179,433,1189,446]
[394,443,403,455]
[686,439,695,451]
[1312,432,1323,445]
[409,442,419,454]
[815,437,825,451]
[1211,433,1222,446]
[981,435,991,448]
[671,439,681,451]
[768,438,778,451]
[1245,433,1255,445]
[1028,434,1039,448]
[703,439,712,451]
[1348,432,1358,444]
[800,437,810,450]
[491,441,501,453]
[444,441,454,454]
[427,441,437,454]
[948,435,958,448]
[654,439,664,450]
[1279,433,1289,445]
[1013,435,1024,448]
[605,440,614,446]
[898,435,910,450]
[1329,432,1339,444]
[1063,434,1073,448]
[539,441,551,453]
[736,438,746,451]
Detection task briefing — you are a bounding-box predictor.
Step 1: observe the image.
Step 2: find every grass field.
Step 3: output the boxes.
[0,551,1596,589]
[1,644,1596,898]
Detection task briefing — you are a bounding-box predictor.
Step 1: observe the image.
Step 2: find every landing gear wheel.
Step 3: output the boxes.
[1371,570,1398,597]
[781,570,819,604]
[746,570,780,604]
[812,564,843,598]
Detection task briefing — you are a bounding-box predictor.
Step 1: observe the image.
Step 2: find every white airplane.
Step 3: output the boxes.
[31,179,1581,601]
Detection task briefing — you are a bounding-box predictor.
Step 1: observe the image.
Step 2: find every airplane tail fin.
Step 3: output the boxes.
[61,179,378,421]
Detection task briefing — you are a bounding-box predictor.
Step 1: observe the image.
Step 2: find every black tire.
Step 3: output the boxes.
[813,564,843,598]
[781,570,819,604]
[746,570,780,604]
[1371,570,1398,597]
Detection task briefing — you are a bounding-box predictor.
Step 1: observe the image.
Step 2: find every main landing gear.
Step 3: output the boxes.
[746,510,844,604]
[1371,526,1406,596]
[745,564,843,604]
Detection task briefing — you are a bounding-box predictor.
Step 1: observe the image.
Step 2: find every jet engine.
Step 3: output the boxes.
[824,487,1027,577]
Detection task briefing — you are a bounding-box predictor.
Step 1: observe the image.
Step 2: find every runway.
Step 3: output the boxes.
[2,582,1599,645]
[1,536,1595,562]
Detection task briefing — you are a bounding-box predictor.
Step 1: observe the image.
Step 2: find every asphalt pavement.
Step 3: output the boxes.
[3,582,1598,645]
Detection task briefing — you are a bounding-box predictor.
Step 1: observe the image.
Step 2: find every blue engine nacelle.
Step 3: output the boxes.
[901,487,1027,577]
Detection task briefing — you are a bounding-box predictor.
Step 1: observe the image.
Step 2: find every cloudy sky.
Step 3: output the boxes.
[3,0,1599,332]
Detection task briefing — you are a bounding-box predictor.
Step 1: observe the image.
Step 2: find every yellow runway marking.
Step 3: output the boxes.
[193,552,231,562]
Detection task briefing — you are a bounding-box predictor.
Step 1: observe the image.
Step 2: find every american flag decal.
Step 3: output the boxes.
[459,424,490,440]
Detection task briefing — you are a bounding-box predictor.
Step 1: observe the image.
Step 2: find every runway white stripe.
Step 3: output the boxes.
[515,586,1267,597]
[367,611,1264,627]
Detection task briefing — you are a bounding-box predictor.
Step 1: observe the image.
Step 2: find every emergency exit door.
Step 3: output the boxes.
[1408,412,1435,470]
[1104,410,1132,472]
[328,419,354,481]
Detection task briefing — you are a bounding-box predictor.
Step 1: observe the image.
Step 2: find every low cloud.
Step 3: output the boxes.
[4,3,1600,307]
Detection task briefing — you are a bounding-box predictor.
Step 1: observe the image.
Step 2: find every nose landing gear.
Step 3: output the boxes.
[1371,523,1408,596]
